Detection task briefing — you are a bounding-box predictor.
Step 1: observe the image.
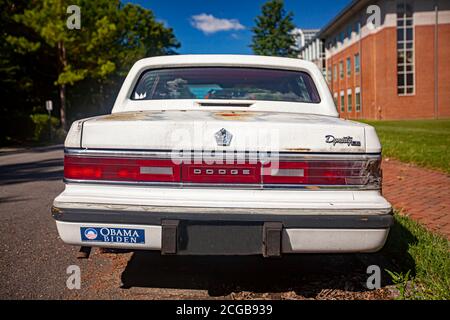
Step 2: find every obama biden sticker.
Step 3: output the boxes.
[80,227,145,244]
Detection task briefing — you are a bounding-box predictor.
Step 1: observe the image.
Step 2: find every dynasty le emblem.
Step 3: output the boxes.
[215,128,233,146]
[325,135,361,146]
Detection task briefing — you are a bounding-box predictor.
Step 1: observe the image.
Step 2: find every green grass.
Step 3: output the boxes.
[357,120,450,298]
[383,213,450,300]
[360,119,450,174]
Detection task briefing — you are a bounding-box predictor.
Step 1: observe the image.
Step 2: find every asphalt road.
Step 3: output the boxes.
[0,146,397,300]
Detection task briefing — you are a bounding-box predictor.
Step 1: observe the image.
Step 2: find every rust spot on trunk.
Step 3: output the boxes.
[97,111,160,121]
[213,111,261,121]
[284,147,311,152]
[305,186,320,190]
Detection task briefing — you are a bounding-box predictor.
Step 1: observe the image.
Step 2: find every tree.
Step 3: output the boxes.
[7,0,179,130]
[0,0,58,143]
[251,0,299,57]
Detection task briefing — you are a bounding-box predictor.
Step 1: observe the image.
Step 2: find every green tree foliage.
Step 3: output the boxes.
[0,0,53,143]
[1,0,179,138]
[251,0,298,57]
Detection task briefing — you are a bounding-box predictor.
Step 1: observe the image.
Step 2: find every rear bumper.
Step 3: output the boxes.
[52,206,393,254]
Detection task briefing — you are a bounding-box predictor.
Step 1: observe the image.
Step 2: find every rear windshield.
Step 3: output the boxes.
[131,67,321,103]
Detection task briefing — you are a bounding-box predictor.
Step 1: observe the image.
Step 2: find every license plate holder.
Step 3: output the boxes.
[176,221,263,255]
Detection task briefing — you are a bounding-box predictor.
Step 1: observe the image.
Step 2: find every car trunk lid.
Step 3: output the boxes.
[80,110,367,153]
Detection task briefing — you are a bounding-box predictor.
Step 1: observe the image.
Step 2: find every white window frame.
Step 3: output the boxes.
[355,87,361,112]
[346,57,351,77]
[347,88,353,112]
[397,0,415,96]
[354,53,360,74]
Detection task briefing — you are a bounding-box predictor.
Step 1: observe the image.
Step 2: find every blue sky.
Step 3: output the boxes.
[127,0,351,54]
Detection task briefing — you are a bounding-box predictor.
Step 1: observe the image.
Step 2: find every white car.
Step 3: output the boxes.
[52,55,393,257]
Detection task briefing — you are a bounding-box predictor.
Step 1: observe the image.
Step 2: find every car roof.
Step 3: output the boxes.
[132,54,318,72]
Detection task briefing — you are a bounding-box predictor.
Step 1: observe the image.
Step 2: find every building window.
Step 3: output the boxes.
[397,0,414,95]
[340,91,345,112]
[333,64,337,81]
[339,61,344,79]
[347,25,352,40]
[354,53,360,73]
[354,21,360,35]
[346,57,351,77]
[347,89,352,112]
[327,68,332,83]
[355,88,361,112]
[333,92,338,106]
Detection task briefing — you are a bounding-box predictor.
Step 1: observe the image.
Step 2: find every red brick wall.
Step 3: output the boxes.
[438,24,450,118]
[327,23,450,120]
[327,42,362,120]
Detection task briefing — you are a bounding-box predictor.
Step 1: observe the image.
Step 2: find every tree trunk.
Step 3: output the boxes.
[57,41,68,131]
[59,84,66,130]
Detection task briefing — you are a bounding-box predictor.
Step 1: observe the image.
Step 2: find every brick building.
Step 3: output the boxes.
[298,0,450,120]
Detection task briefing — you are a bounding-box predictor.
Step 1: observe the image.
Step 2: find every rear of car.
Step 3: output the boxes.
[52,55,393,257]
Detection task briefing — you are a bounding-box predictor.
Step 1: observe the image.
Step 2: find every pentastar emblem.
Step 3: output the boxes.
[215,128,233,146]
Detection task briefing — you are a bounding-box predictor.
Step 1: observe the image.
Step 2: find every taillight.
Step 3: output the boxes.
[64,154,381,189]
[64,156,180,182]
[262,161,308,184]
[262,160,381,186]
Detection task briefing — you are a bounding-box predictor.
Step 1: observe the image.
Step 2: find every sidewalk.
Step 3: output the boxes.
[382,158,450,239]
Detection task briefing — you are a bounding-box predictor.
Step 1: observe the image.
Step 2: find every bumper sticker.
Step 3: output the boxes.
[80,227,145,244]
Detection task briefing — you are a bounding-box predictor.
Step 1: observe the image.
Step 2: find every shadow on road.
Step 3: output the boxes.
[120,252,390,297]
[0,158,63,185]
[119,221,417,298]
[0,144,63,156]
[0,196,32,204]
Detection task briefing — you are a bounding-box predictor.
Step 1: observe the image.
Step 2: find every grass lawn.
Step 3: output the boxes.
[361,119,450,174]
[383,213,450,300]
[359,120,450,298]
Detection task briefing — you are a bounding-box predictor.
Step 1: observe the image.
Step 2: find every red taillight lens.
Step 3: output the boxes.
[64,156,180,182]
[64,155,381,188]
[307,160,365,185]
[262,160,380,186]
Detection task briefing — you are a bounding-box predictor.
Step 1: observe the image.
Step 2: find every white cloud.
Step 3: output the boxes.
[190,13,245,34]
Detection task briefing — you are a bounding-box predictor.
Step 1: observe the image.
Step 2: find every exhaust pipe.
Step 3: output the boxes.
[76,246,92,259]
